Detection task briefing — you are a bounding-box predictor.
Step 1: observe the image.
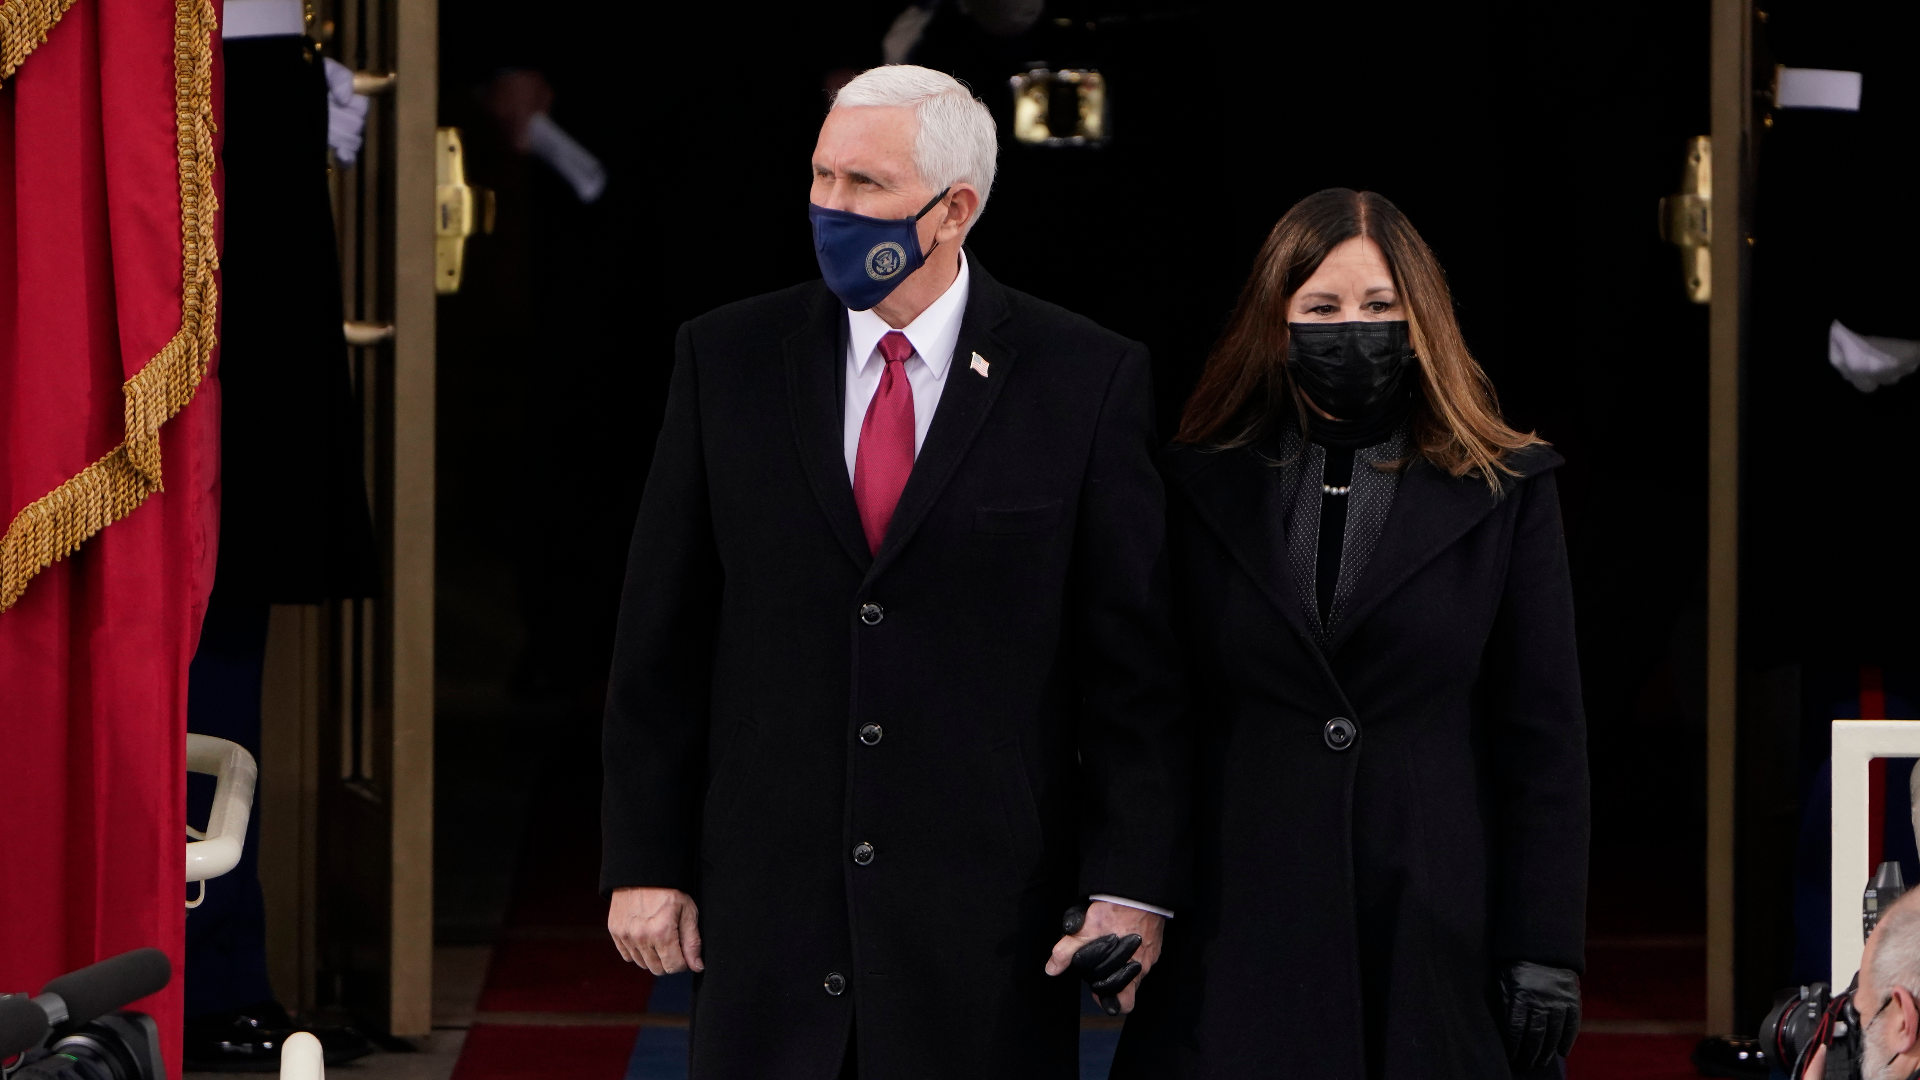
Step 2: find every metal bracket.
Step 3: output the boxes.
[434,127,495,295]
[1010,68,1109,148]
[1658,135,1712,304]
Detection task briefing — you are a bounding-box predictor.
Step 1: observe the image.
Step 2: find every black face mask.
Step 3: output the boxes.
[1286,321,1415,420]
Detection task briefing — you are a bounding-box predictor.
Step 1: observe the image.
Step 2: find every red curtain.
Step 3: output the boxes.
[0,0,222,1075]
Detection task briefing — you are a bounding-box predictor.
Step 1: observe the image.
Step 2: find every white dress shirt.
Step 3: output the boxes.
[836,256,1174,922]
[842,254,971,481]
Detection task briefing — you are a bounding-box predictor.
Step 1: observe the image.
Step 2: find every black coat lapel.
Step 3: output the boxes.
[1326,446,1565,653]
[1161,445,1321,654]
[866,259,1016,582]
[784,284,872,574]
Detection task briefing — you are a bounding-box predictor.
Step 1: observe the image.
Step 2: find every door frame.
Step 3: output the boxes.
[258,0,436,1039]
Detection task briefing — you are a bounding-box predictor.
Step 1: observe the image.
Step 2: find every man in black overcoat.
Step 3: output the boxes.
[598,65,1187,1078]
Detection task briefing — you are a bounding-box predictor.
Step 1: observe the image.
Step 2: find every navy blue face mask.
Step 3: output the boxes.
[808,188,950,311]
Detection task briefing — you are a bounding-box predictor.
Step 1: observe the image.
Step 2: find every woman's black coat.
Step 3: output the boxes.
[1113,439,1589,1079]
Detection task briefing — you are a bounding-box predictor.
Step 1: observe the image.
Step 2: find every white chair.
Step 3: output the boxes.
[185,734,258,907]
[1829,721,1920,986]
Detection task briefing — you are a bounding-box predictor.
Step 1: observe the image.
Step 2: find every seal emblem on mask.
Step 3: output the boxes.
[865,241,907,281]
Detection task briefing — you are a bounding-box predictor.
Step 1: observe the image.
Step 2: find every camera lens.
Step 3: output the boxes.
[47,1030,138,1080]
[1760,983,1831,1067]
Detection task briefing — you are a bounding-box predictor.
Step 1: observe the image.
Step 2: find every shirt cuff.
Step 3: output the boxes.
[1090,894,1174,919]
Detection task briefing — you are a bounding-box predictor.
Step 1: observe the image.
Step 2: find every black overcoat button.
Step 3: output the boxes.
[859,603,885,625]
[1323,717,1357,751]
[852,842,875,865]
[824,972,847,996]
[858,723,883,745]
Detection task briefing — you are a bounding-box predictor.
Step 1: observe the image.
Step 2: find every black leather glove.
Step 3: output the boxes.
[1063,902,1143,1016]
[1070,934,1143,1016]
[1498,960,1581,1069]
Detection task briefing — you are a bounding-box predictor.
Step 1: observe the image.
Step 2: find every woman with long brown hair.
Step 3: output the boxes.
[1111,189,1588,1078]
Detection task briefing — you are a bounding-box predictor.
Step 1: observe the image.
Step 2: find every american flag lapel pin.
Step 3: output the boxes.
[970,352,990,378]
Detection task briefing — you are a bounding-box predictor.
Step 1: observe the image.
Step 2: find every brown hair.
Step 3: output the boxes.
[1175,188,1541,491]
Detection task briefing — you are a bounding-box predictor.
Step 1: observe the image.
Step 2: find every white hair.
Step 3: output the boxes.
[1873,891,1920,998]
[832,65,998,225]
[1867,891,1920,1080]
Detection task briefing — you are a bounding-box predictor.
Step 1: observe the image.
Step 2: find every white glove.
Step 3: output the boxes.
[1829,319,1920,394]
[527,113,607,204]
[321,57,371,166]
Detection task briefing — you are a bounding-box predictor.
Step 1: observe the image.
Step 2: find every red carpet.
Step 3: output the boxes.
[452,1024,641,1080]
[1568,1034,1701,1079]
[1584,941,1706,1023]
[449,714,660,1080]
[475,938,655,1014]
[1565,939,1704,1077]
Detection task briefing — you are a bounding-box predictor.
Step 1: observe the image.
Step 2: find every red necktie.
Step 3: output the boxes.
[854,331,916,555]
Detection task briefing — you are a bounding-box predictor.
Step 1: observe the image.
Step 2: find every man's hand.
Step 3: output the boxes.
[608,887,704,975]
[1802,1043,1826,1080]
[1045,901,1164,1015]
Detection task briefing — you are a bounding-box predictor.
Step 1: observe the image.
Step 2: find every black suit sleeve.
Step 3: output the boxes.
[1481,470,1590,971]
[600,324,722,896]
[1071,341,1192,912]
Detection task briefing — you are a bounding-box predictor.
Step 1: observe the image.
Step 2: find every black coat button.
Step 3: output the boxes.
[859,603,884,625]
[1323,717,1357,751]
[852,842,875,865]
[824,972,847,996]
[859,723,883,745]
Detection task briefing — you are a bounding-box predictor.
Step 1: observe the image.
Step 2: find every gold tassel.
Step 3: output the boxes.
[0,0,79,82]
[0,0,219,612]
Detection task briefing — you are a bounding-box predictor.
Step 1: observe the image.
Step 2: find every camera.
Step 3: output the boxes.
[1,949,170,1080]
[1761,979,1864,1080]
[1753,861,1909,1080]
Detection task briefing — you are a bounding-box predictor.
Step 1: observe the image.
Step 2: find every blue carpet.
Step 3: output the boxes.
[622,974,1121,1079]
[625,1025,690,1079]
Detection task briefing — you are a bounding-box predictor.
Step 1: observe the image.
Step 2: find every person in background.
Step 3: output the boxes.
[472,3,884,706]
[1801,889,1920,1080]
[1114,188,1588,1079]
[599,65,1187,1077]
[184,0,377,1068]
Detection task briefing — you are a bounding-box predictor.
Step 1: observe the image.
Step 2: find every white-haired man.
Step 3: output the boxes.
[1805,890,1920,1080]
[598,65,1188,1077]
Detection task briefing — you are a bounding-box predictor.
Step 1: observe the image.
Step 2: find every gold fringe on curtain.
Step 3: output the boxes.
[0,0,220,612]
[0,0,79,81]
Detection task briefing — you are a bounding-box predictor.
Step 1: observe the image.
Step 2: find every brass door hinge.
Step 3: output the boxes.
[1658,135,1711,304]
[434,128,495,295]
